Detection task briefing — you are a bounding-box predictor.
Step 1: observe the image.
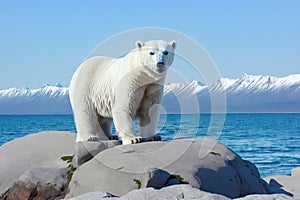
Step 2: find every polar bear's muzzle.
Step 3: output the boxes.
[156,62,166,73]
[157,62,165,69]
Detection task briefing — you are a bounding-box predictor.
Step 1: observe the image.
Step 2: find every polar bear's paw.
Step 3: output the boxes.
[87,137,99,142]
[108,135,119,140]
[143,135,162,142]
[122,136,143,145]
[151,135,162,141]
[130,136,143,144]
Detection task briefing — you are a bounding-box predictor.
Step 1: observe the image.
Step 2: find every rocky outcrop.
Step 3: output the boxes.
[0,132,297,200]
[67,138,270,199]
[66,185,294,200]
[0,131,75,195]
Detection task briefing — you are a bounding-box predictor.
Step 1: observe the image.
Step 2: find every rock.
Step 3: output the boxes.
[236,160,269,196]
[118,184,231,200]
[2,131,294,199]
[2,181,38,200]
[66,185,231,200]
[67,138,270,198]
[18,167,69,188]
[2,167,69,200]
[66,166,174,198]
[291,167,300,177]
[74,137,162,167]
[0,131,76,195]
[264,167,300,199]
[65,186,295,200]
[235,194,295,200]
[75,140,120,167]
[65,191,118,200]
[146,167,172,189]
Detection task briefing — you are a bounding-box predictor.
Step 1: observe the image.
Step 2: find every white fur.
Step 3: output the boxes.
[69,40,176,144]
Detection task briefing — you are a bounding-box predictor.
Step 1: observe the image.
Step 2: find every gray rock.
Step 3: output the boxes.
[65,186,295,200]
[235,194,295,200]
[67,164,173,197]
[264,171,300,199]
[65,191,118,200]
[75,140,120,167]
[291,167,300,177]
[146,167,171,189]
[3,131,293,200]
[0,131,76,195]
[18,167,69,190]
[236,160,269,196]
[118,184,231,200]
[67,138,270,198]
[2,167,69,200]
[66,185,230,200]
[164,177,181,187]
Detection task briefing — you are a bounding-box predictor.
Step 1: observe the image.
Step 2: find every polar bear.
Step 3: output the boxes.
[69,40,176,144]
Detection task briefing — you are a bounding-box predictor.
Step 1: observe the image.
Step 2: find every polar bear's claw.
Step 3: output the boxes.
[108,135,119,140]
[87,137,99,142]
[131,137,142,144]
[153,135,162,141]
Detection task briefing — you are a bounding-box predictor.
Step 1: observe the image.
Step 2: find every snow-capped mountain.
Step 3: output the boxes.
[0,74,299,114]
[162,73,300,113]
[0,84,70,114]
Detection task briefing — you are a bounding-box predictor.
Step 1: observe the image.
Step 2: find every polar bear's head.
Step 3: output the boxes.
[135,40,176,74]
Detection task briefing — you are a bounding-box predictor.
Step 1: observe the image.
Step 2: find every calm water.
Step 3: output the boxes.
[0,114,299,177]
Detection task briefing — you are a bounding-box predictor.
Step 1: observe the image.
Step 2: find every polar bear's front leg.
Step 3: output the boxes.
[139,104,162,142]
[113,77,147,144]
[139,86,163,141]
[112,110,141,144]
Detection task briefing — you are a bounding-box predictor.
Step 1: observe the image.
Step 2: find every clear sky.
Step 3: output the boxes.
[0,0,299,89]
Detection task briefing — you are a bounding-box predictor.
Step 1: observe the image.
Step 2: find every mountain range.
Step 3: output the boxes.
[0,74,299,114]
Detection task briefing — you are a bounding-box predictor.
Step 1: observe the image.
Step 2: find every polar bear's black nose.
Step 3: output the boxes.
[157,62,165,68]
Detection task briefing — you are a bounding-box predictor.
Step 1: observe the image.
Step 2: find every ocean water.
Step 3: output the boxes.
[0,114,299,178]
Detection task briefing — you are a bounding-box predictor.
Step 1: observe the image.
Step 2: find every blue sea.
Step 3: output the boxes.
[0,114,299,178]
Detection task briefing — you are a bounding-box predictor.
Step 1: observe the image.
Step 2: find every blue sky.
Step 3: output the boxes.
[0,0,299,89]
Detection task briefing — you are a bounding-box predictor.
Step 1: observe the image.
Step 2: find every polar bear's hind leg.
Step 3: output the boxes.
[97,115,119,140]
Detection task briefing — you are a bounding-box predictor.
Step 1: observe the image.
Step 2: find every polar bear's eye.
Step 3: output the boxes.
[149,52,155,55]
[163,51,168,55]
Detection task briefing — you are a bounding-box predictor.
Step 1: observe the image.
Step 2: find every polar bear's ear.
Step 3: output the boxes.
[169,40,177,49]
[135,41,144,49]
